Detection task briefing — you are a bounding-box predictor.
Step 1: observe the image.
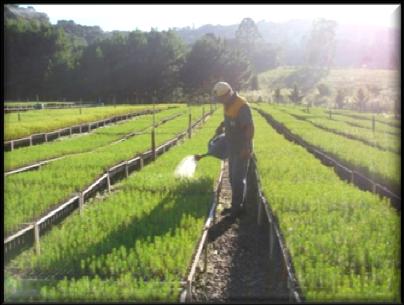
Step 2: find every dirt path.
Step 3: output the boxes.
[192,161,289,303]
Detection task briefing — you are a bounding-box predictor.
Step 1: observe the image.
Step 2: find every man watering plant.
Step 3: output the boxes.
[197,81,254,218]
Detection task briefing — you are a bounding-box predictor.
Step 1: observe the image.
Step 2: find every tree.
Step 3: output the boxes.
[235,18,279,72]
[235,17,263,49]
[305,18,337,70]
[354,88,369,112]
[180,34,252,95]
[317,83,331,97]
[335,88,346,109]
[273,88,283,104]
[289,84,304,104]
[250,74,259,90]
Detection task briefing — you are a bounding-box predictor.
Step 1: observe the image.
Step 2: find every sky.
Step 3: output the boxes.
[19,4,400,32]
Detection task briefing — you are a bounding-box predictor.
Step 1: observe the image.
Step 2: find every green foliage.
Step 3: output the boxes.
[288,84,304,104]
[354,88,369,112]
[4,104,171,141]
[305,18,337,69]
[256,104,400,194]
[335,88,346,109]
[5,106,185,171]
[5,112,222,302]
[276,105,400,154]
[253,109,400,302]
[273,88,283,104]
[180,33,252,94]
[4,106,206,235]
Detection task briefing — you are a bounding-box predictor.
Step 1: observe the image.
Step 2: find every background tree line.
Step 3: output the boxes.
[4,5,278,103]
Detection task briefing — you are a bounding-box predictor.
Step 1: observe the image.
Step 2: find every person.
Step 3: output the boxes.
[212,81,254,218]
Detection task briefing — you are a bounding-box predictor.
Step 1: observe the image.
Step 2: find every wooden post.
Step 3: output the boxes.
[372,115,375,132]
[69,128,72,137]
[79,125,82,133]
[29,135,33,146]
[372,182,377,193]
[10,141,14,151]
[79,192,84,215]
[107,172,111,193]
[139,154,144,169]
[151,129,156,161]
[188,113,192,138]
[34,222,40,255]
[203,242,208,272]
[125,161,129,178]
[88,124,91,132]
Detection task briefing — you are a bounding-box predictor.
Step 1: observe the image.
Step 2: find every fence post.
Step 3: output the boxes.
[107,171,111,193]
[79,192,84,215]
[29,135,33,146]
[203,242,208,272]
[188,113,192,138]
[372,115,375,133]
[34,222,40,255]
[69,128,72,137]
[125,161,129,178]
[139,154,144,169]
[151,129,156,161]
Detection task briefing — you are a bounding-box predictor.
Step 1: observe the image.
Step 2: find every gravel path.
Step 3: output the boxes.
[191,161,289,303]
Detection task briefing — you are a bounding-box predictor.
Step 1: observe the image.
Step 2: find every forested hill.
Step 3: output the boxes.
[175,19,399,69]
[4,5,399,103]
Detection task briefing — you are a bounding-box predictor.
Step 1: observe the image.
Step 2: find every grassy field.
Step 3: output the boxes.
[241,66,399,114]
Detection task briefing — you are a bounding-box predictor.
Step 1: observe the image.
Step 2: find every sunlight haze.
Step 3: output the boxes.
[19,4,399,31]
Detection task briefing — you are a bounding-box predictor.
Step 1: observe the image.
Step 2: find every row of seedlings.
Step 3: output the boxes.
[252,110,400,302]
[330,109,401,128]
[255,104,401,204]
[303,105,400,136]
[4,104,177,147]
[274,105,400,154]
[4,107,209,239]
[5,112,224,302]
[4,107,213,259]
[5,106,186,173]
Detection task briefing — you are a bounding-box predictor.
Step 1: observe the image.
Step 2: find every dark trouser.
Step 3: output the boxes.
[228,152,250,214]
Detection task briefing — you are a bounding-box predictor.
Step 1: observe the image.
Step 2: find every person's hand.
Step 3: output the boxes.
[215,126,224,135]
[240,147,252,160]
[194,154,203,161]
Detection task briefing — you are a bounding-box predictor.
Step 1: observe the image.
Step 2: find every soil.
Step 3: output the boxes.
[191,161,290,303]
